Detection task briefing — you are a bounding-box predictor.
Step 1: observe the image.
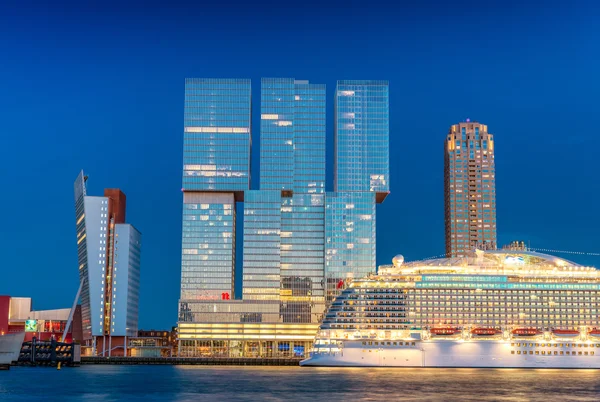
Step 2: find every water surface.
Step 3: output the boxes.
[1,366,599,401]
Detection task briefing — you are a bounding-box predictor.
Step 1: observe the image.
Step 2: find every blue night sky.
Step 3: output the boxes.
[1,0,599,329]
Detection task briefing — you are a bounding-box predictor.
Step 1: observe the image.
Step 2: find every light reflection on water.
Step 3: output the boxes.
[1,366,599,401]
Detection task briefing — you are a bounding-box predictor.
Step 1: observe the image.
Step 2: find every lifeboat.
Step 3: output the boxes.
[588,329,600,338]
[471,327,502,336]
[430,327,461,336]
[551,329,580,338]
[511,328,542,337]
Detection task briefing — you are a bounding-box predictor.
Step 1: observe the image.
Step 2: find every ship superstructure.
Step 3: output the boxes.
[301,248,600,367]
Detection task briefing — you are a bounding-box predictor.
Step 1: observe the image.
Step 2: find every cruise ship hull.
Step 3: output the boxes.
[0,332,25,367]
[301,340,600,368]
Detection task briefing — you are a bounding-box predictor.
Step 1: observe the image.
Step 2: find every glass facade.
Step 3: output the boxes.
[179,79,251,321]
[254,79,327,324]
[260,78,295,190]
[242,190,282,302]
[183,78,251,191]
[260,78,326,192]
[334,80,389,201]
[325,192,376,302]
[324,80,389,303]
[279,193,325,323]
[180,192,236,302]
[177,78,389,358]
[236,79,327,319]
[78,195,109,338]
[74,171,92,340]
[113,224,141,337]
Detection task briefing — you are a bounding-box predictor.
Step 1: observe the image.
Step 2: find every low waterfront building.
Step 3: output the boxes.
[128,327,178,357]
[0,296,83,343]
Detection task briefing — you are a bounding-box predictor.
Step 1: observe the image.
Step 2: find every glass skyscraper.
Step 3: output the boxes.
[250,78,327,324]
[324,191,376,301]
[179,78,251,314]
[177,78,389,358]
[260,78,326,193]
[182,78,252,192]
[334,80,389,201]
[242,190,282,302]
[325,80,390,300]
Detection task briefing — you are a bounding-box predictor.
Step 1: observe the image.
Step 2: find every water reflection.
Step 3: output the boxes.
[1,366,599,401]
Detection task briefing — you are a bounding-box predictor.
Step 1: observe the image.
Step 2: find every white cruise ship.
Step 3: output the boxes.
[301,248,600,368]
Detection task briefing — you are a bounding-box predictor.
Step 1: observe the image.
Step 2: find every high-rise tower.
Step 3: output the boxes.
[177,78,390,358]
[326,80,390,301]
[244,78,326,322]
[177,78,326,357]
[178,78,251,312]
[444,121,497,257]
[74,171,141,356]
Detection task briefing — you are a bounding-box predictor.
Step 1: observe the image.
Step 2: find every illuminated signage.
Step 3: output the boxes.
[25,319,37,332]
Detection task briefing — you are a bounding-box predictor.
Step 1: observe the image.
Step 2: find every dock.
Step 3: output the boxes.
[15,338,81,367]
[81,356,302,366]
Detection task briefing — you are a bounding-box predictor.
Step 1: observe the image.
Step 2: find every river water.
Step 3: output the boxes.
[1,366,599,401]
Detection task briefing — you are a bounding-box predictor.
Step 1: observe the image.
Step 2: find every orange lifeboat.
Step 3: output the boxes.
[471,327,502,336]
[551,329,580,338]
[430,327,461,336]
[588,329,600,338]
[511,328,542,337]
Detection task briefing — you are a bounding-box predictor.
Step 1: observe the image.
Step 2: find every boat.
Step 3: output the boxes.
[430,327,461,336]
[0,332,25,369]
[471,327,502,336]
[301,249,600,368]
[512,328,542,337]
[552,329,580,338]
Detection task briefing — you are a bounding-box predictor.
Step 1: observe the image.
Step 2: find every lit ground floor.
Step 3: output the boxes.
[178,340,313,358]
[177,321,318,358]
[81,336,174,357]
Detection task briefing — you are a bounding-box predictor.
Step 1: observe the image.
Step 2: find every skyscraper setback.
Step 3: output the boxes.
[247,78,326,323]
[180,78,251,304]
[177,78,389,358]
[326,80,389,301]
[74,171,141,356]
[444,121,497,257]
